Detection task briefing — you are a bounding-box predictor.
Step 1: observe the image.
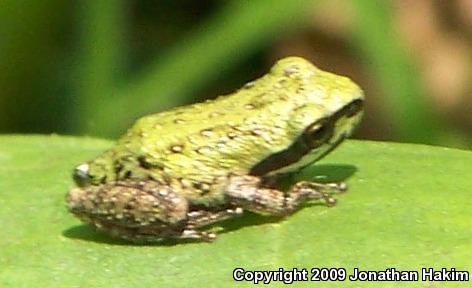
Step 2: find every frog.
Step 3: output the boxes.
[66,56,364,242]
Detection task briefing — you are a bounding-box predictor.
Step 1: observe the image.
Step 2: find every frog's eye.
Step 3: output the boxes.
[73,163,92,187]
[304,121,333,148]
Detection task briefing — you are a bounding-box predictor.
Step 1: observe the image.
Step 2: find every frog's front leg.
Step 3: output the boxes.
[225,175,347,216]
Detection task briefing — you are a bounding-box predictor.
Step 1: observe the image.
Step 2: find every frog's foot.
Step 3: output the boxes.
[179,229,217,242]
[225,175,348,216]
[179,208,244,241]
[291,181,347,207]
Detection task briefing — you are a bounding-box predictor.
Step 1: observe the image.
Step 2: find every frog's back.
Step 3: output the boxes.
[119,84,295,183]
[116,57,362,203]
[120,58,308,172]
[129,57,360,136]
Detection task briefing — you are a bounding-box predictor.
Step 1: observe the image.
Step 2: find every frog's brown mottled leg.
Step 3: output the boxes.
[186,208,244,227]
[178,208,244,241]
[225,175,347,216]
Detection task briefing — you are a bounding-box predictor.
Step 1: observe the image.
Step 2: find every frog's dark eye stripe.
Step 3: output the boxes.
[249,136,310,176]
[249,98,363,176]
[250,120,333,176]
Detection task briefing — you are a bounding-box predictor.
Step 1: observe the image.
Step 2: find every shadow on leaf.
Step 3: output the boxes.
[299,163,357,183]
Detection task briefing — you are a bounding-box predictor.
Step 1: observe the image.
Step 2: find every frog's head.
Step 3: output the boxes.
[251,57,364,176]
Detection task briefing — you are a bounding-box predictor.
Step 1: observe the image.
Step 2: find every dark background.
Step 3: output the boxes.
[1,0,471,148]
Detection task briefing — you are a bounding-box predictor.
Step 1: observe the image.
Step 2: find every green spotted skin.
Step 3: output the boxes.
[83,57,363,204]
[67,57,364,241]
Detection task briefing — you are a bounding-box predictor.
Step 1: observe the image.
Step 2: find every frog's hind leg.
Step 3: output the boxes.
[178,208,244,242]
[225,175,347,216]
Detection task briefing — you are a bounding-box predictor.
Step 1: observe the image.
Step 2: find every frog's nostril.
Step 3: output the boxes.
[73,163,91,187]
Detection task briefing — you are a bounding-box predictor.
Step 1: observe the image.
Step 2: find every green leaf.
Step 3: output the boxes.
[1,135,471,287]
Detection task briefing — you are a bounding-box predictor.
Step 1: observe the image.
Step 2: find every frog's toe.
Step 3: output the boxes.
[181,229,217,242]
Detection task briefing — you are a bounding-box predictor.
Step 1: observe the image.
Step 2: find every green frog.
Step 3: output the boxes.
[66,56,364,242]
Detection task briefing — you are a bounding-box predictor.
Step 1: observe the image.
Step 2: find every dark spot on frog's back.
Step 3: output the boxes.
[209,111,224,118]
[137,156,165,171]
[227,131,237,139]
[250,128,264,136]
[192,181,211,195]
[113,161,124,174]
[200,129,214,137]
[173,118,185,124]
[296,86,305,93]
[195,146,212,155]
[170,144,184,153]
[244,103,255,110]
[138,156,152,169]
[123,170,132,179]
